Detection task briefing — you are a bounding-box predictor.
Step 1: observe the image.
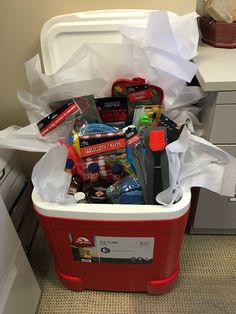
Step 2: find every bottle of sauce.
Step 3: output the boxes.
[88,163,100,182]
[83,162,109,203]
[65,159,82,195]
[111,164,123,182]
[82,162,100,193]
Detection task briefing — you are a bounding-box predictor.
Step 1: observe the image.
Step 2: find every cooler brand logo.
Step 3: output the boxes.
[76,237,92,245]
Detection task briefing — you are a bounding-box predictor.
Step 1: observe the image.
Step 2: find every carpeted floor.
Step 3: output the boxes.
[29,228,236,313]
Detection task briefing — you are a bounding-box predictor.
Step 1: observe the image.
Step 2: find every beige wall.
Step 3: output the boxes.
[0,0,196,177]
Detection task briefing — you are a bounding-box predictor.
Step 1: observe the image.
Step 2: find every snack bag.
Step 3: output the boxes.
[106,175,144,204]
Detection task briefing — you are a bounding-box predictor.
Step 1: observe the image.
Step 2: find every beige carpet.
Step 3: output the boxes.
[29,228,236,313]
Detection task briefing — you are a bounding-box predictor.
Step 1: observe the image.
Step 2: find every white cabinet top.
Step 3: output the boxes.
[194,44,236,92]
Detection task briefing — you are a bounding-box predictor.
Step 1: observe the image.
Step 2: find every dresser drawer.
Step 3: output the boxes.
[216,91,236,104]
[217,144,236,157]
[191,144,236,234]
[193,188,236,232]
[18,201,38,254]
[209,105,236,144]
[10,182,31,231]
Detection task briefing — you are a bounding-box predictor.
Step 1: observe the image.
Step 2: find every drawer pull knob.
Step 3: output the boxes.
[228,196,236,202]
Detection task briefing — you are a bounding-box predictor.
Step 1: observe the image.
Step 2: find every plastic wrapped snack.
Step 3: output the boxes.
[106,175,144,204]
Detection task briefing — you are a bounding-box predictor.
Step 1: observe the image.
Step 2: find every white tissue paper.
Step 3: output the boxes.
[17,10,206,130]
[156,126,236,206]
[0,124,53,152]
[32,145,75,204]
[0,118,74,152]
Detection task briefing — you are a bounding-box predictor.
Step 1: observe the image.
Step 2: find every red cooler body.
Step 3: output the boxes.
[33,190,191,295]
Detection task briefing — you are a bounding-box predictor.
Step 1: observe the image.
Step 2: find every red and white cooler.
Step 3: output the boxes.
[33,190,191,295]
[33,9,193,295]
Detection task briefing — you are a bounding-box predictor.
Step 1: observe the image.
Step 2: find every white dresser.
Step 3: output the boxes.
[191,44,236,233]
[0,149,38,253]
[0,194,40,314]
[0,148,41,313]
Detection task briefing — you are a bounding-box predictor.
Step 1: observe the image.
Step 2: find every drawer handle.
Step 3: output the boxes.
[229,195,236,202]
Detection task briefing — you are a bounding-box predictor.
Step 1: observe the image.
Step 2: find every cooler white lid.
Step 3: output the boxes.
[41,9,152,75]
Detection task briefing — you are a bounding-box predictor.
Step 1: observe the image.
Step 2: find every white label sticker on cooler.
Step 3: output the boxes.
[95,236,154,264]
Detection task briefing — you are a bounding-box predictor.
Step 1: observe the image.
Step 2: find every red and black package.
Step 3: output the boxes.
[95,97,129,128]
[37,101,80,136]
[49,95,102,125]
